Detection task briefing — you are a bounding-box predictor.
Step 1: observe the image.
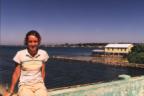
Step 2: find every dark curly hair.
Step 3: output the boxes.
[24,30,41,45]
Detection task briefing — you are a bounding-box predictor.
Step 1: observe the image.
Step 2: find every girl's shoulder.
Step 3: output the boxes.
[16,49,27,54]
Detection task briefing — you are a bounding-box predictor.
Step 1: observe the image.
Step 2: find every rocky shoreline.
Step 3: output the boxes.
[51,56,144,68]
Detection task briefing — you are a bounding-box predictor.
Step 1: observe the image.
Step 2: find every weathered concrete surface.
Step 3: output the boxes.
[49,75,144,96]
[1,75,144,96]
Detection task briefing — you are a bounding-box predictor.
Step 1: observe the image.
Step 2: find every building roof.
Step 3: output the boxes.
[105,44,133,48]
[92,49,105,53]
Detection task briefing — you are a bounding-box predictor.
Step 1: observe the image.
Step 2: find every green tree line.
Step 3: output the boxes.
[127,44,144,64]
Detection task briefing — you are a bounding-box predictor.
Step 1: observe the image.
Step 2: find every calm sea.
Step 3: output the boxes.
[0,46,144,89]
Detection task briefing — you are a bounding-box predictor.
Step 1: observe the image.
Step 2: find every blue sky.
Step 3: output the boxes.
[1,0,144,45]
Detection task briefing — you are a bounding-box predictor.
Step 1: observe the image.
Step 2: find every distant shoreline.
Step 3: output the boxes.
[0,42,143,48]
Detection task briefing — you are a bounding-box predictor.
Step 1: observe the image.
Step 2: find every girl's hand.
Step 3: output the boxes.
[4,90,13,96]
[4,90,9,96]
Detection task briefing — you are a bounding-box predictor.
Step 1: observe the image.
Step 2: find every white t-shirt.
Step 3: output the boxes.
[13,49,49,86]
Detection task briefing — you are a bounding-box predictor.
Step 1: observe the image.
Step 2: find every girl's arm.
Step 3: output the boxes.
[41,64,46,80]
[9,64,21,94]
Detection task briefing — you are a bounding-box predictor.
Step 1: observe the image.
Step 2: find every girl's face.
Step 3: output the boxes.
[27,35,39,54]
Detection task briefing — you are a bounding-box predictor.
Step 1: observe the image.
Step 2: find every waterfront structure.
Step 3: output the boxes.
[105,44,134,56]
[92,49,105,56]
[92,44,134,57]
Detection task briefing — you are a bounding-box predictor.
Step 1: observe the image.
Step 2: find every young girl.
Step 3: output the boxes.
[5,30,49,96]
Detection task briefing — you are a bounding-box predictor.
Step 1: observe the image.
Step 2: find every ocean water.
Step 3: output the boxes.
[0,46,144,90]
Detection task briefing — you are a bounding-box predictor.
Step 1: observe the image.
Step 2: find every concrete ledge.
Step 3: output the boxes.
[49,75,144,96]
[1,75,144,96]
